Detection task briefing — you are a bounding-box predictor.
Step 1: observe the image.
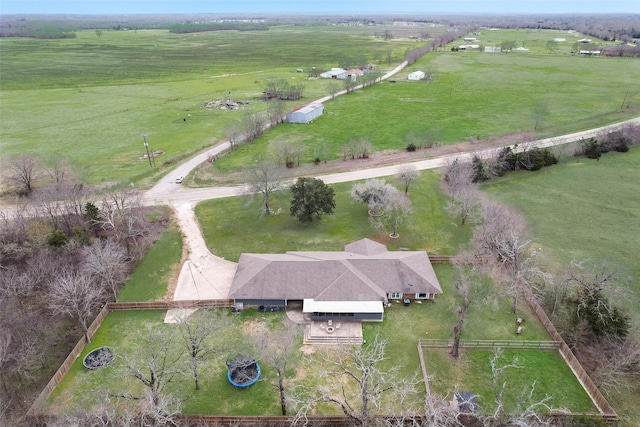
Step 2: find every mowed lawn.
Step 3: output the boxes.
[48,264,592,417]
[195,170,472,260]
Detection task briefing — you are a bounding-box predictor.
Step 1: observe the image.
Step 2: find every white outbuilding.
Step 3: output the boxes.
[286,103,324,124]
[408,71,425,81]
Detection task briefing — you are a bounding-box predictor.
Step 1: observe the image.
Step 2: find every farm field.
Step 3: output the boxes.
[0,25,411,186]
[1,26,639,188]
[483,146,640,326]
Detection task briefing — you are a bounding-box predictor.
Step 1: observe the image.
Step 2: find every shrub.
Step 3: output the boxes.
[47,229,68,248]
[406,143,417,152]
[582,138,602,159]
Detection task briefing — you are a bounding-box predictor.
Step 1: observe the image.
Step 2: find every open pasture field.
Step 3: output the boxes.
[49,266,581,417]
[1,25,414,185]
[202,31,640,177]
[483,146,640,324]
[2,26,638,187]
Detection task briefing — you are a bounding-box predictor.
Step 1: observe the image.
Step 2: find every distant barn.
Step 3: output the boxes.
[286,103,324,124]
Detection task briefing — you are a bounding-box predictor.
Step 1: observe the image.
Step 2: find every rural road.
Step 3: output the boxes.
[157,114,639,316]
[143,115,640,206]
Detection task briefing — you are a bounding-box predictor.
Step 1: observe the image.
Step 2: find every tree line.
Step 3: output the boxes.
[0,153,170,424]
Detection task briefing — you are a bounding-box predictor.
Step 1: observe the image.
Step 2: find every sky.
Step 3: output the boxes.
[1,0,639,15]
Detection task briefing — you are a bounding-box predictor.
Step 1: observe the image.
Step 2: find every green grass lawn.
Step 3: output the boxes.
[117,220,183,302]
[423,347,594,414]
[195,171,472,260]
[48,266,590,417]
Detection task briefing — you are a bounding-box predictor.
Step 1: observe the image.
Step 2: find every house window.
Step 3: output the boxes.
[388,292,402,300]
[415,293,430,300]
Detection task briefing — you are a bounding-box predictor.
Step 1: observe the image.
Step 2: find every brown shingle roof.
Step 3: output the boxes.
[228,239,442,302]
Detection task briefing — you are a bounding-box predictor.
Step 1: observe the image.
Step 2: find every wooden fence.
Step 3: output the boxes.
[26,299,235,417]
[428,255,453,264]
[419,339,560,350]
[519,285,618,421]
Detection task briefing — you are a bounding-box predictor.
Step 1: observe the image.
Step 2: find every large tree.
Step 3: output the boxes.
[176,310,229,391]
[1,154,43,196]
[120,326,184,412]
[471,200,532,313]
[292,334,420,427]
[443,157,480,225]
[250,324,301,415]
[46,271,107,342]
[246,158,285,216]
[370,187,412,239]
[289,177,335,223]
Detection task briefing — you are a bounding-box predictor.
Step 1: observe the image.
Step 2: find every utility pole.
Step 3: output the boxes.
[142,134,152,167]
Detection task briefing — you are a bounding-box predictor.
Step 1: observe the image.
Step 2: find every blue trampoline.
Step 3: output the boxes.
[226,358,261,388]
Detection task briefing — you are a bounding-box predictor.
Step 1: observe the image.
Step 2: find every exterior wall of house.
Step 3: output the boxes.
[310,312,383,322]
[235,298,286,307]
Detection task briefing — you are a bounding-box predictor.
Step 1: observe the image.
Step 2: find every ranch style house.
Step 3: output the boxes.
[228,238,442,322]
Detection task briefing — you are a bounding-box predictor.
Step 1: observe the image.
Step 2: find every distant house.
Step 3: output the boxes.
[512,47,529,52]
[464,37,477,42]
[228,238,443,322]
[285,103,324,124]
[347,68,364,81]
[458,44,480,50]
[484,46,501,53]
[578,38,592,43]
[319,68,349,80]
[554,38,567,42]
[408,70,425,80]
[579,50,601,56]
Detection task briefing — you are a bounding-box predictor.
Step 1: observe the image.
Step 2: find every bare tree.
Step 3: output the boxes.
[396,164,419,195]
[245,158,286,216]
[442,158,479,226]
[471,200,532,313]
[120,325,184,413]
[450,269,470,359]
[243,112,266,142]
[249,324,301,415]
[267,100,286,127]
[272,139,305,168]
[292,334,420,427]
[176,310,229,391]
[1,154,44,196]
[370,187,412,239]
[481,348,559,427]
[225,121,243,151]
[327,81,342,98]
[47,270,107,342]
[350,179,396,216]
[82,240,129,300]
